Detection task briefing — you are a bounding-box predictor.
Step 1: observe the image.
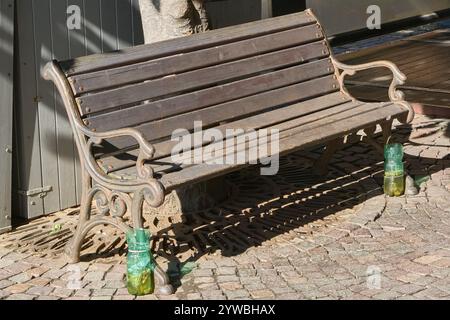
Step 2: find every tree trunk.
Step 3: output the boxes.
[138,0,209,44]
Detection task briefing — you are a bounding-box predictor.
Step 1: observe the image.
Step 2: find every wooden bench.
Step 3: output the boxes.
[43,9,414,294]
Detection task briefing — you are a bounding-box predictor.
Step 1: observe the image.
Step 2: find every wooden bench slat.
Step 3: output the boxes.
[70,24,324,95]
[97,92,350,173]
[87,58,335,131]
[77,41,329,113]
[60,11,316,76]
[158,103,406,190]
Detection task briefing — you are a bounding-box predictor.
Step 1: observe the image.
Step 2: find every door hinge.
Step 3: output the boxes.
[18,186,53,198]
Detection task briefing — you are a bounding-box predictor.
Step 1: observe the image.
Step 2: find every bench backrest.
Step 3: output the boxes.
[58,10,340,154]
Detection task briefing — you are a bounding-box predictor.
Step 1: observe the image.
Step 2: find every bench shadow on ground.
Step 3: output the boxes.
[148,120,449,290]
[62,120,446,289]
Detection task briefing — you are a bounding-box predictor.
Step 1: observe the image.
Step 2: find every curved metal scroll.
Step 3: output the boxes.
[331,57,415,124]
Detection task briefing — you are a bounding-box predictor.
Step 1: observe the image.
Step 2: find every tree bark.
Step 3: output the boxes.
[138,0,209,44]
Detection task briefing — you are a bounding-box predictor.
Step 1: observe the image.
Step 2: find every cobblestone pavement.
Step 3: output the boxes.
[0,115,449,300]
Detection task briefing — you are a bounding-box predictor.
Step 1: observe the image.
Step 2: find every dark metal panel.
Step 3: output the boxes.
[307,0,450,36]
[0,0,14,233]
[206,0,262,29]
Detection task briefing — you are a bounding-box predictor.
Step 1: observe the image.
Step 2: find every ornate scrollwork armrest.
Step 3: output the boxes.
[77,124,155,180]
[331,57,415,124]
[77,124,165,208]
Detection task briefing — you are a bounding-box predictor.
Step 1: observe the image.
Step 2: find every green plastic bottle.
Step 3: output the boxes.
[126,229,155,296]
[384,143,405,197]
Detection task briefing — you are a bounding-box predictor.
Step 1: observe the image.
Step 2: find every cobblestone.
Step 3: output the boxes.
[90,296,112,300]
[249,289,275,299]
[186,293,202,300]
[26,266,50,278]
[215,266,237,275]
[51,288,74,298]
[28,277,51,287]
[4,283,31,294]
[193,277,214,284]
[110,294,134,300]
[92,288,117,296]
[0,280,13,290]
[42,269,67,280]
[35,295,60,300]
[73,288,92,297]
[26,286,54,296]
[8,273,32,284]
[83,271,105,282]
[104,272,125,281]
[5,293,36,300]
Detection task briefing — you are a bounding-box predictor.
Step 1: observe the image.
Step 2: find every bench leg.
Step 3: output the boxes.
[65,216,88,264]
[64,169,133,263]
[154,264,174,295]
[64,189,133,263]
[65,169,93,263]
[65,214,132,263]
[313,138,343,176]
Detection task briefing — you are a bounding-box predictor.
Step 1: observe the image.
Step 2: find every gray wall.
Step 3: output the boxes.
[0,0,14,233]
[308,0,450,36]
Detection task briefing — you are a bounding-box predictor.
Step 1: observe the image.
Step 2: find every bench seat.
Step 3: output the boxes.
[109,95,407,191]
